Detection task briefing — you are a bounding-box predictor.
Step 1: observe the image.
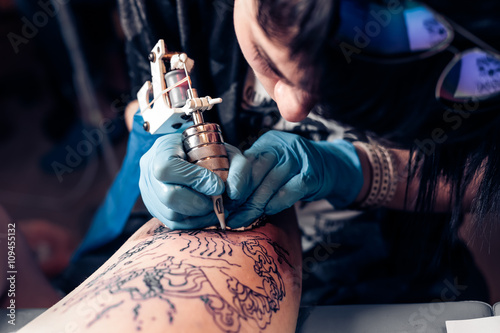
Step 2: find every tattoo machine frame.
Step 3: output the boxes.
[137,39,229,230]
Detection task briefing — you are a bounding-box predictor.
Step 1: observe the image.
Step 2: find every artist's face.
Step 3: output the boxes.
[233,0,314,122]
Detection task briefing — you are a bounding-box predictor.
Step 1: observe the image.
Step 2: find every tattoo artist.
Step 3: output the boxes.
[67,0,499,305]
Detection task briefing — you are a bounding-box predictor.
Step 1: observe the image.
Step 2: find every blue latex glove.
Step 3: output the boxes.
[226,130,364,228]
[139,133,247,229]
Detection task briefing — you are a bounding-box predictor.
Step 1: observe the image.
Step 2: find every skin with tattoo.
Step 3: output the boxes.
[18,209,301,333]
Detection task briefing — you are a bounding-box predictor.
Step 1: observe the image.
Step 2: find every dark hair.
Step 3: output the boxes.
[257,0,500,235]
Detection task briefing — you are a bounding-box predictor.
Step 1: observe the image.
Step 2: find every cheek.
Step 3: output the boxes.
[235,39,278,99]
[234,35,278,99]
[253,72,277,100]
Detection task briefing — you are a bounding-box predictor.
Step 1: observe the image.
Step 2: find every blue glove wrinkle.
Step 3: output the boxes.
[226,130,364,229]
[164,211,221,230]
[154,157,224,196]
[226,150,277,228]
[313,139,364,208]
[140,157,219,228]
[227,135,302,228]
[140,153,196,221]
[225,145,253,202]
[156,183,214,216]
[229,150,274,203]
[151,135,224,196]
[261,151,300,195]
[264,177,305,215]
[142,152,214,218]
[139,133,221,229]
[263,133,322,214]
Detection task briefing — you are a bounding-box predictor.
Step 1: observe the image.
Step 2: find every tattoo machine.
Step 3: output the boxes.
[137,39,229,230]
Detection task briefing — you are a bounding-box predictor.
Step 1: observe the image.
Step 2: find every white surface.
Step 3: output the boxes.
[494,302,500,315]
[446,315,500,333]
[296,301,493,333]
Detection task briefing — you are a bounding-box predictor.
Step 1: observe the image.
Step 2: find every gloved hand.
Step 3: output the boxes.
[139,133,247,229]
[226,130,364,228]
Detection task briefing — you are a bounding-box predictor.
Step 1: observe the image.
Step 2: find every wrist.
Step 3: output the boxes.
[351,141,398,209]
[352,143,372,204]
[314,139,364,208]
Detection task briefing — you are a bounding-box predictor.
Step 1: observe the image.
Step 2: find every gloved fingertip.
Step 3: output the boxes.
[225,184,241,201]
[224,143,243,156]
[226,211,259,229]
[225,172,247,200]
[205,178,226,196]
[216,176,226,194]
[182,213,220,230]
[264,202,291,216]
[264,198,285,216]
[159,220,184,230]
[151,158,165,180]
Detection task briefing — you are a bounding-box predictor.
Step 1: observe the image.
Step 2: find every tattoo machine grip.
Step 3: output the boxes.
[182,120,229,229]
[182,122,229,182]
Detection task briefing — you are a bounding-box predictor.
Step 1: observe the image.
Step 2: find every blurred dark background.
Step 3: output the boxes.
[0,0,129,277]
[0,0,499,304]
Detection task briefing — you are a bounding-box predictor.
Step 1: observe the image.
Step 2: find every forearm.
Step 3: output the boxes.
[19,209,302,333]
[354,146,478,212]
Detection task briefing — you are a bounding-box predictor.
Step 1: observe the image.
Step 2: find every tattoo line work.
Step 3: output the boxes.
[56,227,293,332]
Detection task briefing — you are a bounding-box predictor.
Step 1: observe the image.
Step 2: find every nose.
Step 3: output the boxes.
[274,80,313,122]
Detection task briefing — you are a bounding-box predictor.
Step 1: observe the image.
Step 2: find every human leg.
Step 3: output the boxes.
[19,208,302,333]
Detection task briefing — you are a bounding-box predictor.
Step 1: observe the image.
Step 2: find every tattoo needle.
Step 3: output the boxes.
[213,196,226,230]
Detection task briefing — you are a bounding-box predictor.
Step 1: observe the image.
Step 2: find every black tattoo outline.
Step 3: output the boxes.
[57,228,293,332]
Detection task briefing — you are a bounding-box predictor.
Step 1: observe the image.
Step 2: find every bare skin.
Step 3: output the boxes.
[354,147,480,212]
[18,209,302,333]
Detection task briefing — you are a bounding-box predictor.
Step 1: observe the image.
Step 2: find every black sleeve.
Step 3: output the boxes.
[116,0,248,145]
[117,0,180,96]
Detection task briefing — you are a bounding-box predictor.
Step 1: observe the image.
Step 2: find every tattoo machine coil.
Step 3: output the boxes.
[137,39,229,229]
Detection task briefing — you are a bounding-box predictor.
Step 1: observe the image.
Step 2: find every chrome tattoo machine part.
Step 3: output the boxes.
[137,39,228,230]
[137,39,222,134]
[183,116,229,230]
